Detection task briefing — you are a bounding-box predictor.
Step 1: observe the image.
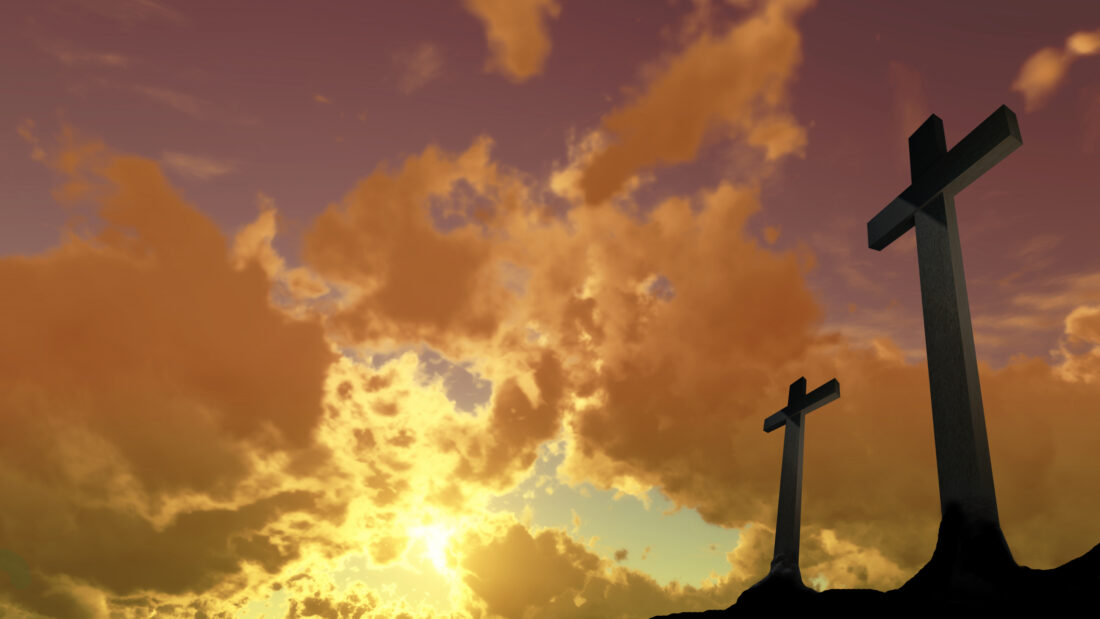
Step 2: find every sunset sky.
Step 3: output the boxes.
[2,1,1100,617]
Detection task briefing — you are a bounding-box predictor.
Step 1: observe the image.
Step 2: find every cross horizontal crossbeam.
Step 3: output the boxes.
[868,105,1021,251]
[764,377,840,432]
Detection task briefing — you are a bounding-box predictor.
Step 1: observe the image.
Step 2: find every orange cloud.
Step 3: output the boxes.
[1051,305,1100,384]
[500,145,1100,587]
[526,186,1100,581]
[300,135,526,356]
[231,193,331,305]
[578,0,814,204]
[1012,27,1100,111]
[462,0,562,82]
[6,95,1099,615]
[0,127,341,615]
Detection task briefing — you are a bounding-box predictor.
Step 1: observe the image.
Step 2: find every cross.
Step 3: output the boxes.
[867,105,1022,528]
[764,376,839,575]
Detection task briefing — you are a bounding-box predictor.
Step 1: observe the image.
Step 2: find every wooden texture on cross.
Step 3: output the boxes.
[866,105,1022,527]
[765,377,840,571]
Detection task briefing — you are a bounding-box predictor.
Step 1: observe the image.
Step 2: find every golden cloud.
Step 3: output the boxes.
[0,127,342,615]
[232,193,331,305]
[300,135,528,356]
[458,518,741,618]
[1012,27,1100,111]
[578,0,814,204]
[526,175,1100,582]
[462,0,562,82]
[7,31,1100,612]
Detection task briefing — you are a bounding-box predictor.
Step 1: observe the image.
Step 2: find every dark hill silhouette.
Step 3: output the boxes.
[653,506,1099,617]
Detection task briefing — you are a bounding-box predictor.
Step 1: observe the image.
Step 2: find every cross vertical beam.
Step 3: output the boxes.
[868,106,1021,527]
[772,378,806,570]
[764,377,840,572]
[911,118,1000,525]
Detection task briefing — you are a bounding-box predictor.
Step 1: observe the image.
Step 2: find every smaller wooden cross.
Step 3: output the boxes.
[764,376,840,575]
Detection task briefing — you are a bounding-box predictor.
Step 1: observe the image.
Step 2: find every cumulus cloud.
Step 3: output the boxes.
[300,135,529,356]
[462,0,562,82]
[458,519,738,618]
[510,156,1100,586]
[578,0,813,204]
[550,128,653,209]
[0,127,340,616]
[231,193,331,304]
[1012,27,1100,111]
[7,11,1100,608]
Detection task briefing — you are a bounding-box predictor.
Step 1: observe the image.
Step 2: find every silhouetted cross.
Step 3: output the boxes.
[867,105,1022,528]
[764,376,839,575]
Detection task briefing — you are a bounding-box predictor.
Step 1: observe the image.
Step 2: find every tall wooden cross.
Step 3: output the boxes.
[867,105,1022,528]
[764,376,840,574]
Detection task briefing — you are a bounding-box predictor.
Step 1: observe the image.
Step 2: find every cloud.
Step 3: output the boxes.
[300,135,526,355]
[161,151,236,180]
[0,127,341,615]
[313,94,332,104]
[1012,27,1100,111]
[578,0,814,204]
[231,193,331,305]
[16,119,47,162]
[37,38,131,68]
[549,128,653,208]
[462,0,562,82]
[394,42,444,94]
[1064,305,1100,344]
[8,57,1100,614]
[1011,272,1100,312]
[283,582,385,618]
[134,86,212,118]
[504,151,1100,588]
[458,519,738,618]
[1051,305,1100,383]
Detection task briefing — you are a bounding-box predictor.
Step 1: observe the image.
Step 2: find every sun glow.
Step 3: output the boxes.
[408,521,459,577]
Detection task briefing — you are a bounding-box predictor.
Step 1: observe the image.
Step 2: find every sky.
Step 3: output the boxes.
[2,0,1100,617]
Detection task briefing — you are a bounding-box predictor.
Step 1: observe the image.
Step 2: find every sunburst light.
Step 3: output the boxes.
[408,520,459,577]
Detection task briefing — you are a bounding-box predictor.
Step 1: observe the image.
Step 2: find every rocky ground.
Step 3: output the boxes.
[653,506,1099,617]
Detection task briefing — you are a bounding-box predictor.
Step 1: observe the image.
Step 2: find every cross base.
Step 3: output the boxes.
[899,502,1017,600]
[737,556,815,610]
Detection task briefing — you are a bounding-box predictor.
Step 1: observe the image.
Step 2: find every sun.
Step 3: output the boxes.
[408,520,459,577]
